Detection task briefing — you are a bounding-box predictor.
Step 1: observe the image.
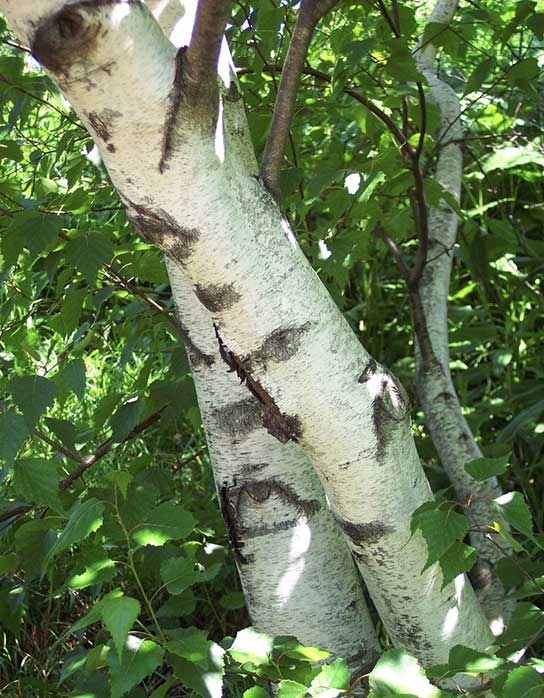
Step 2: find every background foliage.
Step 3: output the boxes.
[0,0,543,696]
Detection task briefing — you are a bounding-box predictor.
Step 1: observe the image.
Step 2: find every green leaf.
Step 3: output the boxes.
[464,58,495,95]
[0,553,18,574]
[110,399,145,443]
[102,596,141,659]
[167,627,210,668]
[15,518,60,580]
[243,689,270,698]
[160,556,198,595]
[412,504,469,569]
[44,417,79,455]
[277,681,308,698]
[507,58,539,84]
[310,658,350,695]
[503,666,544,697]
[0,409,28,465]
[171,641,224,698]
[527,12,544,38]
[483,146,544,173]
[465,454,510,481]
[66,556,116,589]
[229,627,274,666]
[46,498,105,563]
[54,358,86,401]
[369,649,441,697]
[9,375,57,428]
[498,603,544,650]
[65,232,114,286]
[274,637,331,662]
[108,637,164,698]
[67,589,124,635]
[429,645,505,681]
[132,501,194,547]
[439,542,476,588]
[13,458,63,513]
[494,492,533,537]
[219,591,246,610]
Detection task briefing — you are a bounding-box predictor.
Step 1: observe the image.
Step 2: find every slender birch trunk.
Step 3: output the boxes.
[414,0,510,633]
[144,0,382,664]
[1,0,493,664]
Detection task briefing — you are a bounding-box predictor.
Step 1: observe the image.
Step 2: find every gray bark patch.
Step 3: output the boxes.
[194,282,241,313]
[125,200,200,266]
[212,397,262,439]
[250,322,311,369]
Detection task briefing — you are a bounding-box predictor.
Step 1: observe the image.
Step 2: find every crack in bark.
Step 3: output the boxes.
[175,318,214,368]
[213,324,302,443]
[220,480,250,565]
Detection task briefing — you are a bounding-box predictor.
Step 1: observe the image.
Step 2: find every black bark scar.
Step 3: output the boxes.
[159,46,187,174]
[220,481,249,565]
[213,324,302,444]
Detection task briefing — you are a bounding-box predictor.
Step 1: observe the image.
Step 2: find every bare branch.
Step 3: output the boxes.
[185,0,231,86]
[260,0,339,201]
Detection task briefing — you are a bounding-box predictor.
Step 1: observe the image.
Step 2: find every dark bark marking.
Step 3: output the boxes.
[224,81,242,103]
[243,518,299,539]
[335,517,394,548]
[159,46,188,174]
[195,282,241,313]
[394,613,433,652]
[31,1,136,75]
[86,108,121,152]
[125,199,200,266]
[468,558,493,591]
[176,318,214,368]
[220,480,250,565]
[359,360,410,463]
[250,322,311,369]
[212,398,262,439]
[242,478,319,519]
[214,324,302,444]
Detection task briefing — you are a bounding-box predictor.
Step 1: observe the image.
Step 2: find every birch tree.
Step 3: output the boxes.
[0,0,497,669]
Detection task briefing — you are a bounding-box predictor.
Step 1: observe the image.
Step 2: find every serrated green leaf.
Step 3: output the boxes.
[244,688,271,698]
[54,358,86,401]
[132,501,194,547]
[494,492,533,537]
[46,498,105,563]
[15,518,60,580]
[0,410,28,465]
[310,658,350,695]
[160,556,198,594]
[66,556,116,589]
[102,596,141,659]
[13,457,63,513]
[110,398,145,443]
[439,542,476,588]
[108,637,164,698]
[503,665,544,697]
[369,649,441,697]
[498,603,544,650]
[65,232,113,286]
[412,505,469,569]
[171,641,224,698]
[10,375,57,428]
[277,681,308,698]
[167,627,210,668]
[465,454,510,481]
[229,627,274,666]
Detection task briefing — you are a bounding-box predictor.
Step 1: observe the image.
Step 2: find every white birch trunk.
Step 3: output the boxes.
[1,0,493,664]
[414,0,510,634]
[147,0,381,666]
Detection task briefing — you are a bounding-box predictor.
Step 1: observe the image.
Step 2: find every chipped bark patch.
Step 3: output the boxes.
[214,324,302,444]
[250,323,311,369]
[468,558,493,591]
[220,480,250,565]
[358,358,377,384]
[125,200,200,266]
[335,517,394,548]
[194,282,241,313]
[213,398,262,440]
[224,81,242,102]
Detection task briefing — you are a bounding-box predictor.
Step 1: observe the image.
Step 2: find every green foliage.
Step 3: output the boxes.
[1,0,543,696]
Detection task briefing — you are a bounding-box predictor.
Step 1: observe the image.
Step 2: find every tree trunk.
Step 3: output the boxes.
[414,0,510,634]
[1,0,493,665]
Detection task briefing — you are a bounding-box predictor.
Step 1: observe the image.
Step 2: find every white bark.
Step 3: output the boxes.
[415,0,510,633]
[145,1,382,664]
[1,0,493,664]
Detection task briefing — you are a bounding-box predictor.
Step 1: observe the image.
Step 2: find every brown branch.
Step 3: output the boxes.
[59,409,164,490]
[34,429,82,463]
[375,0,400,37]
[185,0,231,87]
[260,0,339,201]
[374,225,410,281]
[415,82,427,160]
